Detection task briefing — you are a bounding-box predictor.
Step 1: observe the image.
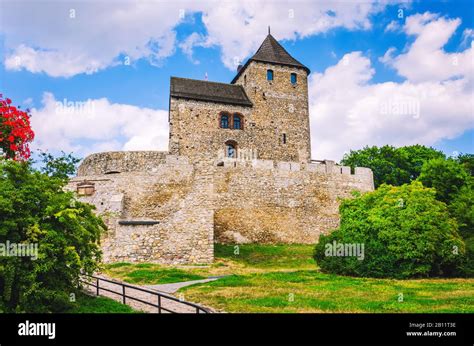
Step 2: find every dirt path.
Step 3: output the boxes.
[81,275,214,313]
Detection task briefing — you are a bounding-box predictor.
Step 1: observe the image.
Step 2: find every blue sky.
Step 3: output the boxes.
[0,0,472,161]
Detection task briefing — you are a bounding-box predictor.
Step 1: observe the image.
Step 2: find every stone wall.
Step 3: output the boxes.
[69,151,373,264]
[169,61,311,164]
[233,61,311,163]
[78,151,168,176]
[68,153,214,264]
[212,158,373,244]
[168,98,253,163]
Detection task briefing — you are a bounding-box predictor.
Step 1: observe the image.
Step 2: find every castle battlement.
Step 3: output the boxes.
[78,150,372,182]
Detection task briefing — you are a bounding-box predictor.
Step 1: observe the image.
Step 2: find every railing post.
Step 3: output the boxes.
[96,278,99,296]
[158,295,161,314]
[122,285,126,304]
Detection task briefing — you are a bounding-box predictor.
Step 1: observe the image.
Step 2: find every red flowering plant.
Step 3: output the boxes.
[0,94,35,160]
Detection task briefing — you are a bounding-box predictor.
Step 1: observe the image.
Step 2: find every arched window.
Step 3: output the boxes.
[291,73,297,84]
[267,69,274,81]
[220,112,229,128]
[225,140,237,158]
[233,114,242,130]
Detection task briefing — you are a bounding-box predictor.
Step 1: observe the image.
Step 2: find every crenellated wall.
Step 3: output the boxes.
[212,158,373,244]
[68,151,373,264]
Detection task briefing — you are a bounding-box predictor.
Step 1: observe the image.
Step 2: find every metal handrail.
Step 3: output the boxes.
[79,274,210,314]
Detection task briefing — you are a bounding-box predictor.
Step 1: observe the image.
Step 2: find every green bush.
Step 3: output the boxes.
[314,182,465,279]
[0,157,105,312]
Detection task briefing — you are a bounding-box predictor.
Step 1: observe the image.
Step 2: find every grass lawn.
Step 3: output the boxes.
[103,262,206,285]
[104,244,474,313]
[68,292,138,313]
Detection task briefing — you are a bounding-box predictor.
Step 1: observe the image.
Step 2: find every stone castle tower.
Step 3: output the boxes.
[68,33,374,265]
[169,33,311,163]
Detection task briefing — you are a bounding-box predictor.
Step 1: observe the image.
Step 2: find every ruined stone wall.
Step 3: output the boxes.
[68,153,214,264]
[212,159,373,244]
[233,61,311,163]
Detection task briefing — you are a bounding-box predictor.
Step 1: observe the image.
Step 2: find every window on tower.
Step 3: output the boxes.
[267,69,274,81]
[291,73,297,84]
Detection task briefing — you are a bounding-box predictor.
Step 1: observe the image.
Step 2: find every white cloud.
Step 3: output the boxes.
[30,93,169,156]
[384,20,401,32]
[310,13,474,161]
[382,12,473,83]
[1,0,405,77]
[462,28,474,48]
[178,32,209,65]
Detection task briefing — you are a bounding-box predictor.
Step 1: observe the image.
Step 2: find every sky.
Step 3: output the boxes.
[0,0,473,162]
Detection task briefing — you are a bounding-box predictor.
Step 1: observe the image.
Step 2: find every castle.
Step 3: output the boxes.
[67,33,374,264]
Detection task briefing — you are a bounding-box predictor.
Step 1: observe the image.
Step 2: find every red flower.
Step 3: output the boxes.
[0,94,34,160]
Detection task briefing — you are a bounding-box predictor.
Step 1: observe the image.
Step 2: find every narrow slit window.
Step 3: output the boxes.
[283,133,287,144]
[267,69,274,81]
[291,73,297,84]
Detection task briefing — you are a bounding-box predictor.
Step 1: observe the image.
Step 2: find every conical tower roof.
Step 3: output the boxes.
[231,33,310,83]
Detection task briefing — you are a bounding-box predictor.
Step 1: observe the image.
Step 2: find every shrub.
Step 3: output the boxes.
[0,157,105,312]
[314,182,465,279]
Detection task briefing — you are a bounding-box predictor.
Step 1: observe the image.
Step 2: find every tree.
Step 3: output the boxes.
[341,145,445,188]
[446,184,474,277]
[0,95,34,160]
[314,182,465,279]
[456,153,474,176]
[418,158,471,204]
[38,151,81,182]
[0,156,105,312]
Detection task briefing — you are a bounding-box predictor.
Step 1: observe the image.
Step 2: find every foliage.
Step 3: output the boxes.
[0,157,105,312]
[38,151,81,182]
[341,145,445,188]
[0,95,35,160]
[447,184,474,277]
[314,182,465,279]
[418,157,472,204]
[456,153,474,176]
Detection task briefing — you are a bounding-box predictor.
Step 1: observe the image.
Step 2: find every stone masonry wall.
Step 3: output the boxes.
[69,151,373,264]
[68,153,214,264]
[213,159,373,244]
[168,98,253,163]
[169,62,311,164]
[233,61,311,163]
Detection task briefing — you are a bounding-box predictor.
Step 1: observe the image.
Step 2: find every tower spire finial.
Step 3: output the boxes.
[268,26,270,35]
